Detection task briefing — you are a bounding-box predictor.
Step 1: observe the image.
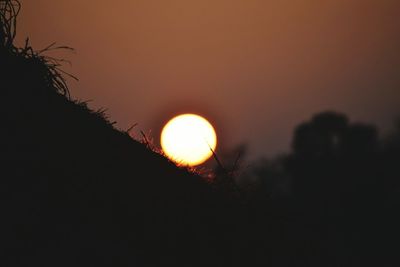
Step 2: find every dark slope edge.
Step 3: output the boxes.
[0,21,245,267]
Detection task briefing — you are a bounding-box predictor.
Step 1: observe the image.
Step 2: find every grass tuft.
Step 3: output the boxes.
[1,0,77,99]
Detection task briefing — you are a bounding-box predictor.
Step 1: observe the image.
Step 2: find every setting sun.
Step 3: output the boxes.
[161,114,217,166]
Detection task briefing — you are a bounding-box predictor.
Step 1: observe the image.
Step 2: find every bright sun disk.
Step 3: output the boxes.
[161,114,217,166]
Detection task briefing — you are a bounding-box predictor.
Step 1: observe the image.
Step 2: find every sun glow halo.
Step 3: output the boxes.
[161,114,217,166]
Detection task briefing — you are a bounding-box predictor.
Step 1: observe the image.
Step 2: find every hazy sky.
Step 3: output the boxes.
[17,0,400,159]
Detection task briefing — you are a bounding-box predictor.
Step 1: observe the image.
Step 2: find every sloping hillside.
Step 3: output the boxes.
[0,2,242,266]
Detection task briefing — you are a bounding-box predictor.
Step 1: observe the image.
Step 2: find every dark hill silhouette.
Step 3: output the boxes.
[0,2,246,266]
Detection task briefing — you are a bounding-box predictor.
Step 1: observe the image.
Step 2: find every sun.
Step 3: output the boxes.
[161,114,217,166]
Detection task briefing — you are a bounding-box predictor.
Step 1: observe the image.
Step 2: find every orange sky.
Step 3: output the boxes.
[17,0,400,159]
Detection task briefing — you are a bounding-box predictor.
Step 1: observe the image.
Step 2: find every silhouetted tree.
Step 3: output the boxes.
[240,111,399,266]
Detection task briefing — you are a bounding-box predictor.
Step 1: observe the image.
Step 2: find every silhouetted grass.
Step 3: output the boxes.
[1,0,76,98]
[0,0,19,48]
